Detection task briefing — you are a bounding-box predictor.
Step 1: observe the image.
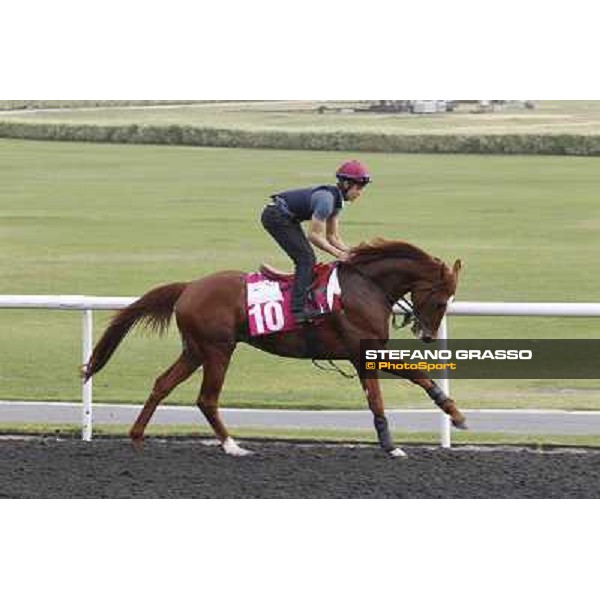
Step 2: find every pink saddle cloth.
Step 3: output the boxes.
[245,262,342,337]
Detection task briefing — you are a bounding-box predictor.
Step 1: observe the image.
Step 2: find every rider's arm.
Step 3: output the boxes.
[326,216,350,253]
[308,218,347,260]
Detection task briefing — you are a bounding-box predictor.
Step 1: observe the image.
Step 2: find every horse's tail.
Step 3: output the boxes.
[83,282,188,381]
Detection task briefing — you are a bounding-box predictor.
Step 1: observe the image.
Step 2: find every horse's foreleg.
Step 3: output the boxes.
[359,375,407,458]
[378,365,467,429]
[197,347,251,456]
[411,377,467,429]
[130,352,199,448]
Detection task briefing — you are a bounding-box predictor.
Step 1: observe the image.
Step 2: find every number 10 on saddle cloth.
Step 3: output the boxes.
[245,263,342,336]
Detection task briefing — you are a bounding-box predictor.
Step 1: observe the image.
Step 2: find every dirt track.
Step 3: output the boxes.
[1,438,599,498]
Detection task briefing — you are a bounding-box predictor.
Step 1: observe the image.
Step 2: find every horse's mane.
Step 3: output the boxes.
[347,238,436,265]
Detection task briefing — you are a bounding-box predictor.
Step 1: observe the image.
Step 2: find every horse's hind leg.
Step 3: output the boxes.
[130,352,199,447]
[196,344,250,456]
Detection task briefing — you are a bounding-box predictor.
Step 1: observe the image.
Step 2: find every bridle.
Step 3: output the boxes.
[341,261,446,334]
[393,295,418,331]
[311,261,446,379]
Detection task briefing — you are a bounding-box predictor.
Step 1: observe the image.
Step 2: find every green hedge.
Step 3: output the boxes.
[0,100,212,110]
[1,121,599,156]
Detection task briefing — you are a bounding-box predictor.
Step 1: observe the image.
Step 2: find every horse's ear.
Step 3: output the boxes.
[452,259,462,278]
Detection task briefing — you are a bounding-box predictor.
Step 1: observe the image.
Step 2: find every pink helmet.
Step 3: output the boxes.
[336,160,372,185]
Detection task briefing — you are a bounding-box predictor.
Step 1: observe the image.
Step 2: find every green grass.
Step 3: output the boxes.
[0,139,599,411]
[3,100,600,135]
[2,423,600,449]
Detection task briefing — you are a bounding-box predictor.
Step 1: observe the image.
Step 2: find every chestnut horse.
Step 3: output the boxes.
[84,239,465,458]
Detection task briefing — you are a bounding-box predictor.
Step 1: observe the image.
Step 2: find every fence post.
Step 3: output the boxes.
[437,316,451,448]
[82,309,93,441]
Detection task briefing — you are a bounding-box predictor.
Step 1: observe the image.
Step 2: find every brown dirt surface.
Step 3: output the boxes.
[1,438,599,498]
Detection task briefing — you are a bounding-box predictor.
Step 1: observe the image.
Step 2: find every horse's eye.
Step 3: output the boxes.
[436,302,447,310]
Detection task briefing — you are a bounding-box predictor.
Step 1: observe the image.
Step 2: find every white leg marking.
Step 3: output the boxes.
[222,437,252,457]
[389,447,408,459]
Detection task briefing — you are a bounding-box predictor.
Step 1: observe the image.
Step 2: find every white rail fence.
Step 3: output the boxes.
[1,295,599,446]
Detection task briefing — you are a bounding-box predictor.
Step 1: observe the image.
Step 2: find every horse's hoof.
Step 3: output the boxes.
[452,419,468,430]
[78,364,88,380]
[222,437,253,457]
[224,447,253,456]
[129,434,144,452]
[388,447,408,458]
[130,436,144,451]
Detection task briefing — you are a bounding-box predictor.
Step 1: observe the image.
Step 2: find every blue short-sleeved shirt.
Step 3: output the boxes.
[271,185,344,222]
[311,188,338,221]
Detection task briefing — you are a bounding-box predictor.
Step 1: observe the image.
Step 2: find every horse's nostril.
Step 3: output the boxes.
[422,335,434,343]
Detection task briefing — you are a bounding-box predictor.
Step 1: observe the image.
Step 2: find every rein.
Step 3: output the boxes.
[309,260,442,380]
[311,359,356,379]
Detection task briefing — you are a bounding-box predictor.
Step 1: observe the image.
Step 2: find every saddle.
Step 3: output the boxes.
[259,262,335,290]
[260,263,294,282]
[245,262,342,336]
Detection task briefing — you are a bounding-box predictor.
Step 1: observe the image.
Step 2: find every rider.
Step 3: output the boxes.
[261,159,372,323]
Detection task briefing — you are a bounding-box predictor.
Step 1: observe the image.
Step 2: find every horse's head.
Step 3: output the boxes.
[410,259,462,342]
[345,240,463,342]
